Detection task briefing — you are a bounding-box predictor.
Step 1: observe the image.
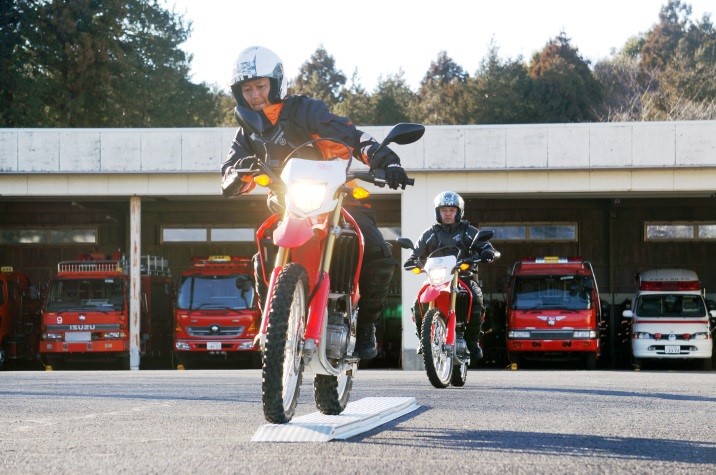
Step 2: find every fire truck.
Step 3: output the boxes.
[505,257,605,369]
[40,254,174,370]
[173,255,260,369]
[0,267,42,370]
[622,269,714,371]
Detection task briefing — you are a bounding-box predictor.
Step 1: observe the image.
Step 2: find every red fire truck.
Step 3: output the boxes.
[40,254,174,370]
[173,255,260,369]
[0,267,42,370]
[505,256,604,369]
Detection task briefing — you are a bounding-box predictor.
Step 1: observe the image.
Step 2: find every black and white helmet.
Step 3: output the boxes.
[434,191,465,223]
[230,46,287,108]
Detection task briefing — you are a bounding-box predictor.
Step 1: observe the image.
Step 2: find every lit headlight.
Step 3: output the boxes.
[427,268,448,285]
[287,180,327,214]
[573,330,596,338]
[509,331,530,338]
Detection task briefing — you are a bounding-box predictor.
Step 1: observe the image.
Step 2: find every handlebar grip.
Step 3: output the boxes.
[405,177,415,186]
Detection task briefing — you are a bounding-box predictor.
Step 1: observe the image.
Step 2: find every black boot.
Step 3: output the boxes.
[466,339,483,361]
[355,323,377,359]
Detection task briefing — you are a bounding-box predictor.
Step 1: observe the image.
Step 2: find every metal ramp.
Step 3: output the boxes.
[251,396,420,442]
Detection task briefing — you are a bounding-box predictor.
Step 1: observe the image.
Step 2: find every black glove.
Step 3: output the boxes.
[480,249,495,262]
[221,166,242,198]
[385,163,409,190]
[403,258,418,270]
[368,145,400,170]
[235,155,259,171]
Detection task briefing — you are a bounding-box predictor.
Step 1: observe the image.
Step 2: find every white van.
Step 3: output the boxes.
[622,269,714,370]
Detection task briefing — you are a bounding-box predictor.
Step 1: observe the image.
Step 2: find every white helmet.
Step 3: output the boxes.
[434,191,465,223]
[230,46,287,108]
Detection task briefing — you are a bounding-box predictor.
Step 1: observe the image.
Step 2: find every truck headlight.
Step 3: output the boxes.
[573,330,596,338]
[175,342,191,350]
[508,331,530,338]
[287,180,327,214]
[102,332,125,339]
[692,332,709,340]
[43,332,62,341]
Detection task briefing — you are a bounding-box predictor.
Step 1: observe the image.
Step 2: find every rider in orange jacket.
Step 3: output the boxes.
[221,46,410,359]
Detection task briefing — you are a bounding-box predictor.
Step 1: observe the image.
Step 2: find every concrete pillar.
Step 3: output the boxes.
[129,196,141,370]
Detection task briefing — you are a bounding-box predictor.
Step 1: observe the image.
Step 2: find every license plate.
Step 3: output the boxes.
[664,345,681,354]
[207,341,222,350]
[65,332,91,342]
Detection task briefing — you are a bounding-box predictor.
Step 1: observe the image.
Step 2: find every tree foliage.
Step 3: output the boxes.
[291,45,346,108]
[1,0,220,127]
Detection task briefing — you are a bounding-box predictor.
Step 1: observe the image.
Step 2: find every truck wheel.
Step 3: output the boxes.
[700,358,712,371]
[632,357,642,371]
[261,263,308,424]
[586,353,597,370]
[421,308,453,388]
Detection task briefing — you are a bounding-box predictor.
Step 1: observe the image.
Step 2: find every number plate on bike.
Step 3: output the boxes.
[664,345,680,354]
[207,341,221,350]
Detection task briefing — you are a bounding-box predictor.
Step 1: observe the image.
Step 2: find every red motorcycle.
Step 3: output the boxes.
[398,231,498,388]
[233,106,424,423]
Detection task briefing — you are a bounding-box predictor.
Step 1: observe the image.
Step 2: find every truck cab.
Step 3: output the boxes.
[505,257,604,369]
[173,256,260,368]
[40,254,173,369]
[622,269,714,370]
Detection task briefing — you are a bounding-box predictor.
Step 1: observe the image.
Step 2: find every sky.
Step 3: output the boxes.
[164,0,715,93]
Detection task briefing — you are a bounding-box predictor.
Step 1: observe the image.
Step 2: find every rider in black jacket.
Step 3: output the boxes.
[404,191,494,360]
[220,46,411,359]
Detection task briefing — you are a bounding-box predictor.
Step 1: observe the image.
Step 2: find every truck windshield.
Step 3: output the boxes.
[177,274,254,310]
[46,278,124,312]
[636,294,706,317]
[512,275,593,310]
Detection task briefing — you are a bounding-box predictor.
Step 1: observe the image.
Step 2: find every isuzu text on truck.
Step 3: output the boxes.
[40,254,174,369]
[506,257,604,369]
[173,256,260,369]
[622,269,714,370]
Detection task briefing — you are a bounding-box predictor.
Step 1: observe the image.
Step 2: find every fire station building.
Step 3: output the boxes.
[1,120,715,369]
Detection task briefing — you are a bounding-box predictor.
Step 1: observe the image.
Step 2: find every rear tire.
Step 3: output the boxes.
[314,371,353,415]
[450,360,468,386]
[421,308,452,388]
[261,263,308,424]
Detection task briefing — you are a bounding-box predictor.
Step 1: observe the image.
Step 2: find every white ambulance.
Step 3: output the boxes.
[622,269,714,370]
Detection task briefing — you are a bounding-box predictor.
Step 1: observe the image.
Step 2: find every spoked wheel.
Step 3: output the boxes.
[261,263,308,424]
[314,367,354,415]
[450,359,468,386]
[421,308,453,388]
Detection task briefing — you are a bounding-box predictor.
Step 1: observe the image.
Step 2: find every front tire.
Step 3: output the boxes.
[314,371,354,415]
[421,308,453,388]
[261,263,308,424]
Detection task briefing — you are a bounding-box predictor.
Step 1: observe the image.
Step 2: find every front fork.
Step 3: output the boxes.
[428,271,460,350]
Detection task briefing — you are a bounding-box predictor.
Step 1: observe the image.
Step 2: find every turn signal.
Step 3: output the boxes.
[460,263,470,271]
[411,267,422,274]
[352,187,370,200]
[254,174,271,187]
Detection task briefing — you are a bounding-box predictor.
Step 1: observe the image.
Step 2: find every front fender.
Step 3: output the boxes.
[273,216,314,248]
[419,282,450,303]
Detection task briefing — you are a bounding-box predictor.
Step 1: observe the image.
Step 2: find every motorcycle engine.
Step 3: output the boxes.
[325,312,349,360]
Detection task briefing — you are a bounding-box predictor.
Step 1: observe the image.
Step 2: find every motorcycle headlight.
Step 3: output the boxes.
[287,180,327,214]
[427,268,448,285]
